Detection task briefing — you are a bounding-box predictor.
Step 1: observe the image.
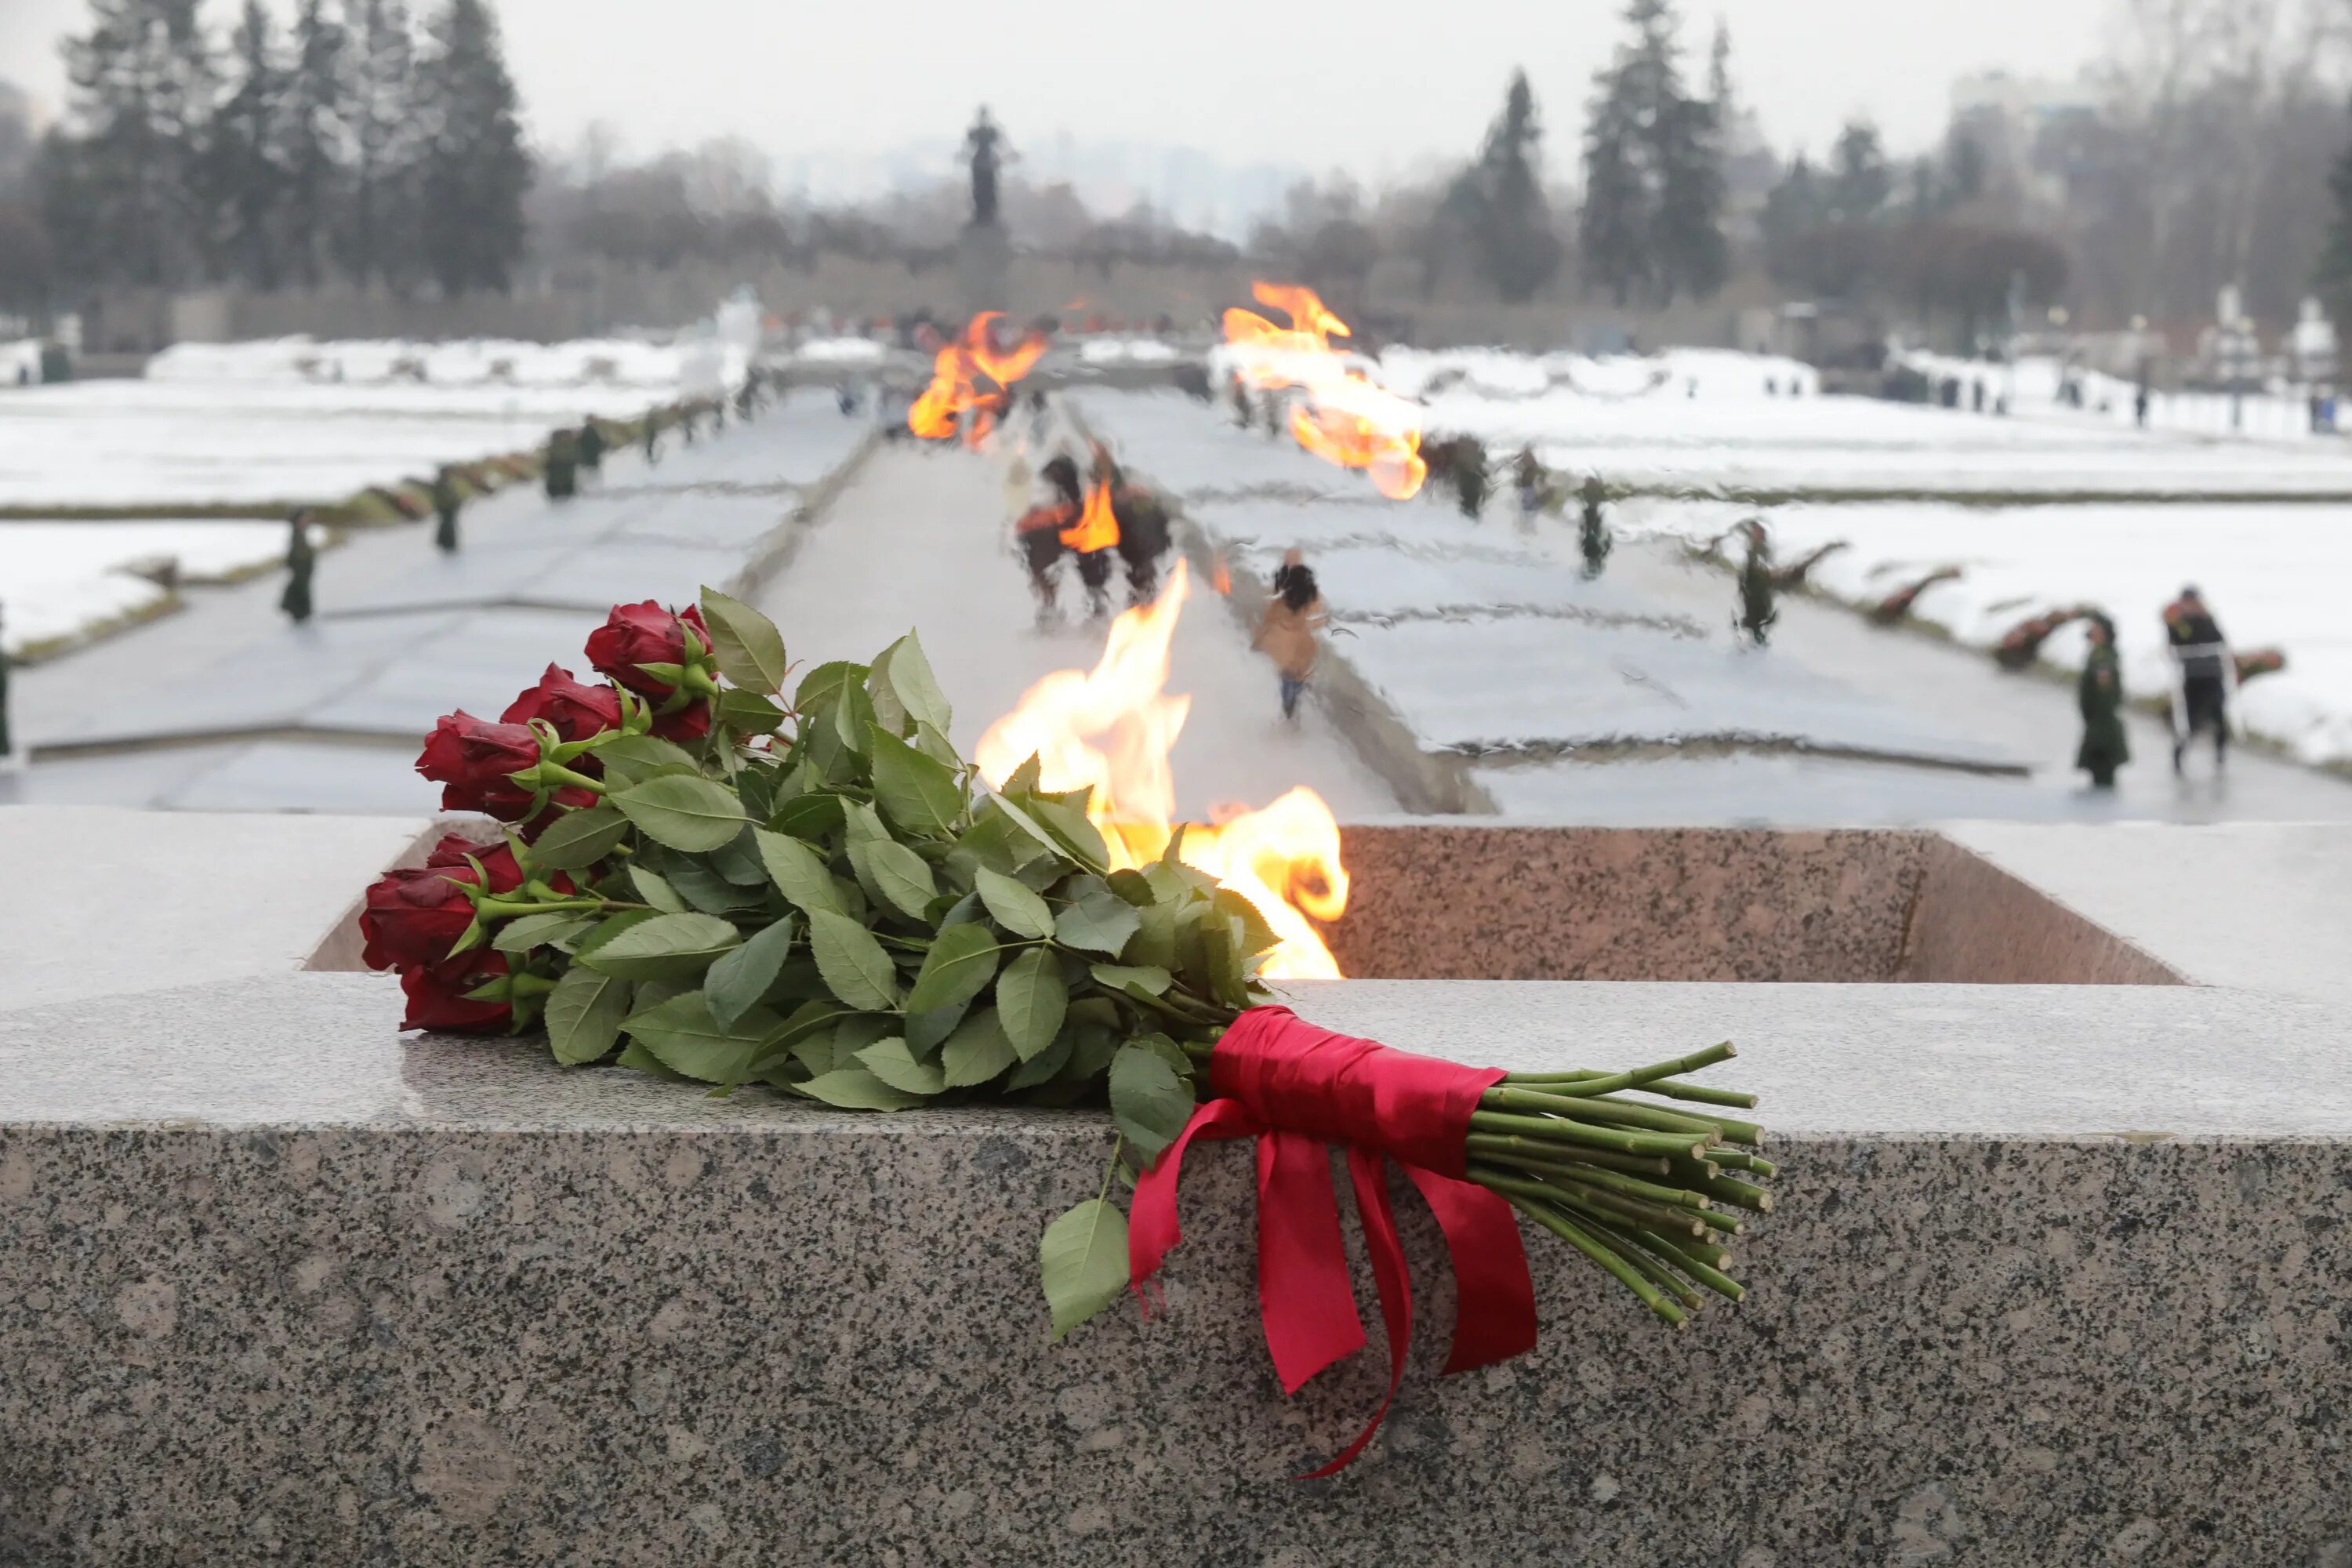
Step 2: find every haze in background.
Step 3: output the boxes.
[0,0,2108,191]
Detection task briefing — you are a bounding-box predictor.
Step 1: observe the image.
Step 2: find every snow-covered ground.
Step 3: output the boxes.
[1899,348,2339,445]
[0,377,661,510]
[0,336,753,511]
[1,520,293,654]
[145,335,702,388]
[2,340,41,387]
[1627,496,2352,768]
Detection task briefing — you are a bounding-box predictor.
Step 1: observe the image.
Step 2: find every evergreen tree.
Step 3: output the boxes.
[1578,0,1726,307]
[58,0,217,288]
[1457,71,1563,303]
[2314,99,2352,324]
[207,0,287,287]
[1653,85,1726,303]
[343,0,422,288]
[277,0,348,289]
[1579,41,1651,306]
[415,0,531,295]
[1828,119,1890,222]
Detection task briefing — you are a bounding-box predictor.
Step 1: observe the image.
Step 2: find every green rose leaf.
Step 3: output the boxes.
[904,995,974,1056]
[715,687,786,736]
[612,773,747,853]
[622,990,780,1083]
[545,966,631,1065]
[804,908,899,1011]
[1005,1027,1074,1089]
[797,1065,924,1111]
[1026,793,1112,873]
[528,804,630,870]
[996,946,1068,1061]
[869,725,964,838]
[703,916,797,1030]
[1040,1198,1130,1341]
[1090,963,1172,996]
[755,828,846,916]
[974,866,1054,940]
[793,659,869,714]
[1109,1043,1195,1164]
[576,911,742,981]
[879,631,953,735]
[768,792,845,842]
[492,912,594,954]
[904,921,999,1016]
[699,587,790,695]
[1056,884,1142,958]
[939,1007,1017,1087]
[629,864,688,913]
[595,733,702,789]
[856,1036,946,1096]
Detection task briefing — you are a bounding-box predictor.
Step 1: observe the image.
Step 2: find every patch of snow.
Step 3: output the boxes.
[1,520,296,653]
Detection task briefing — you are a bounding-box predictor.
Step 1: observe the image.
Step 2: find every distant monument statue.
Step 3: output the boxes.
[955,107,1014,310]
[964,107,1007,230]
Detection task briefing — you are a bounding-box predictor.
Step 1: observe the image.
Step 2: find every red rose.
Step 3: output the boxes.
[400,950,514,1033]
[586,601,710,702]
[426,833,573,897]
[500,664,622,750]
[360,862,481,971]
[650,699,711,744]
[416,710,541,818]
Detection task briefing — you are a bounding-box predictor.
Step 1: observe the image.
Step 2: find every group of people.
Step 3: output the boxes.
[2059,586,2236,792]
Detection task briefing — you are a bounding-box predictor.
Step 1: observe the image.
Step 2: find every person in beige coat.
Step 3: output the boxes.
[1254,548,1328,722]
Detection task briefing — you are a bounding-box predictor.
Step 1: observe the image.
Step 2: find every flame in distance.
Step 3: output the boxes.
[908,313,1048,444]
[1221,281,1428,500]
[975,560,1348,978]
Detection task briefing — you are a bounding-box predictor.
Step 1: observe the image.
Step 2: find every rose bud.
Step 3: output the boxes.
[500,664,622,753]
[586,602,714,742]
[359,862,481,971]
[399,950,515,1033]
[416,710,543,818]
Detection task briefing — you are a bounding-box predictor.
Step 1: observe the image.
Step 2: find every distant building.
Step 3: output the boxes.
[1948,71,2101,209]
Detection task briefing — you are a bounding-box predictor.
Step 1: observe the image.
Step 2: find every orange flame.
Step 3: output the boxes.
[975,560,1348,978]
[909,312,1048,445]
[1059,481,1121,553]
[1222,281,1427,499]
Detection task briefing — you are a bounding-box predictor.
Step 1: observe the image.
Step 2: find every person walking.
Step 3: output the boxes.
[281,510,317,624]
[1254,548,1329,723]
[1735,519,1777,647]
[0,602,16,773]
[2163,586,2234,773]
[1013,454,1083,625]
[575,416,607,481]
[2075,615,2130,789]
[642,411,662,466]
[1577,474,1613,579]
[543,429,579,501]
[432,466,463,553]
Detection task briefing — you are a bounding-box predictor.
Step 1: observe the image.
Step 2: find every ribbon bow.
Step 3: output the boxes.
[1127,1006,1538,1475]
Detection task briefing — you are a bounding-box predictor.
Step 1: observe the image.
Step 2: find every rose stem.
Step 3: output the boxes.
[1469,1166,1708,1241]
[1461,1133,1673,1178]
[1493,1189,1687,1327]
[1467,1110,1710,1159]
[1500,1041,1737,1094]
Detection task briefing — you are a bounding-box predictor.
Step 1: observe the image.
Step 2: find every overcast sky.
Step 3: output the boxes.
[1,0,2114,180]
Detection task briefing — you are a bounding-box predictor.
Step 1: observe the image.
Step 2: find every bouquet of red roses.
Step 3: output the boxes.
[361,588,1771,1471]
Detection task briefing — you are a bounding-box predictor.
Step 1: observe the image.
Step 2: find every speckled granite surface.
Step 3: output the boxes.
[5,973,2351,1564]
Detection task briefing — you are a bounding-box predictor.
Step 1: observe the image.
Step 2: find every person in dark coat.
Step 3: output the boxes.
[281,510,317,623]
[575,417,607,477]
[1513,446,1546,522]
[1577,474,1613,579]
[1100,452,1172,608]
[679,402,699,445]
[1452,437,1490,521]
[1014,455,1083,622]
[544,430,579,500]
[2075,615,2130,789]
[1735,519,1777,647]
[0,602,14,769]
[642,412,662,466]
[2163,586,2232,773]
[1230,372,1253,429]
[432,466,463,553]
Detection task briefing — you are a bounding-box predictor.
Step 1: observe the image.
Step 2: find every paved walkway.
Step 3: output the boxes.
[749,441,1394,823]
[2,395,875,811]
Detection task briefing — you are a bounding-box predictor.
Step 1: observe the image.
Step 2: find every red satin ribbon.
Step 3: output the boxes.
[1127,1006,1538,1475]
